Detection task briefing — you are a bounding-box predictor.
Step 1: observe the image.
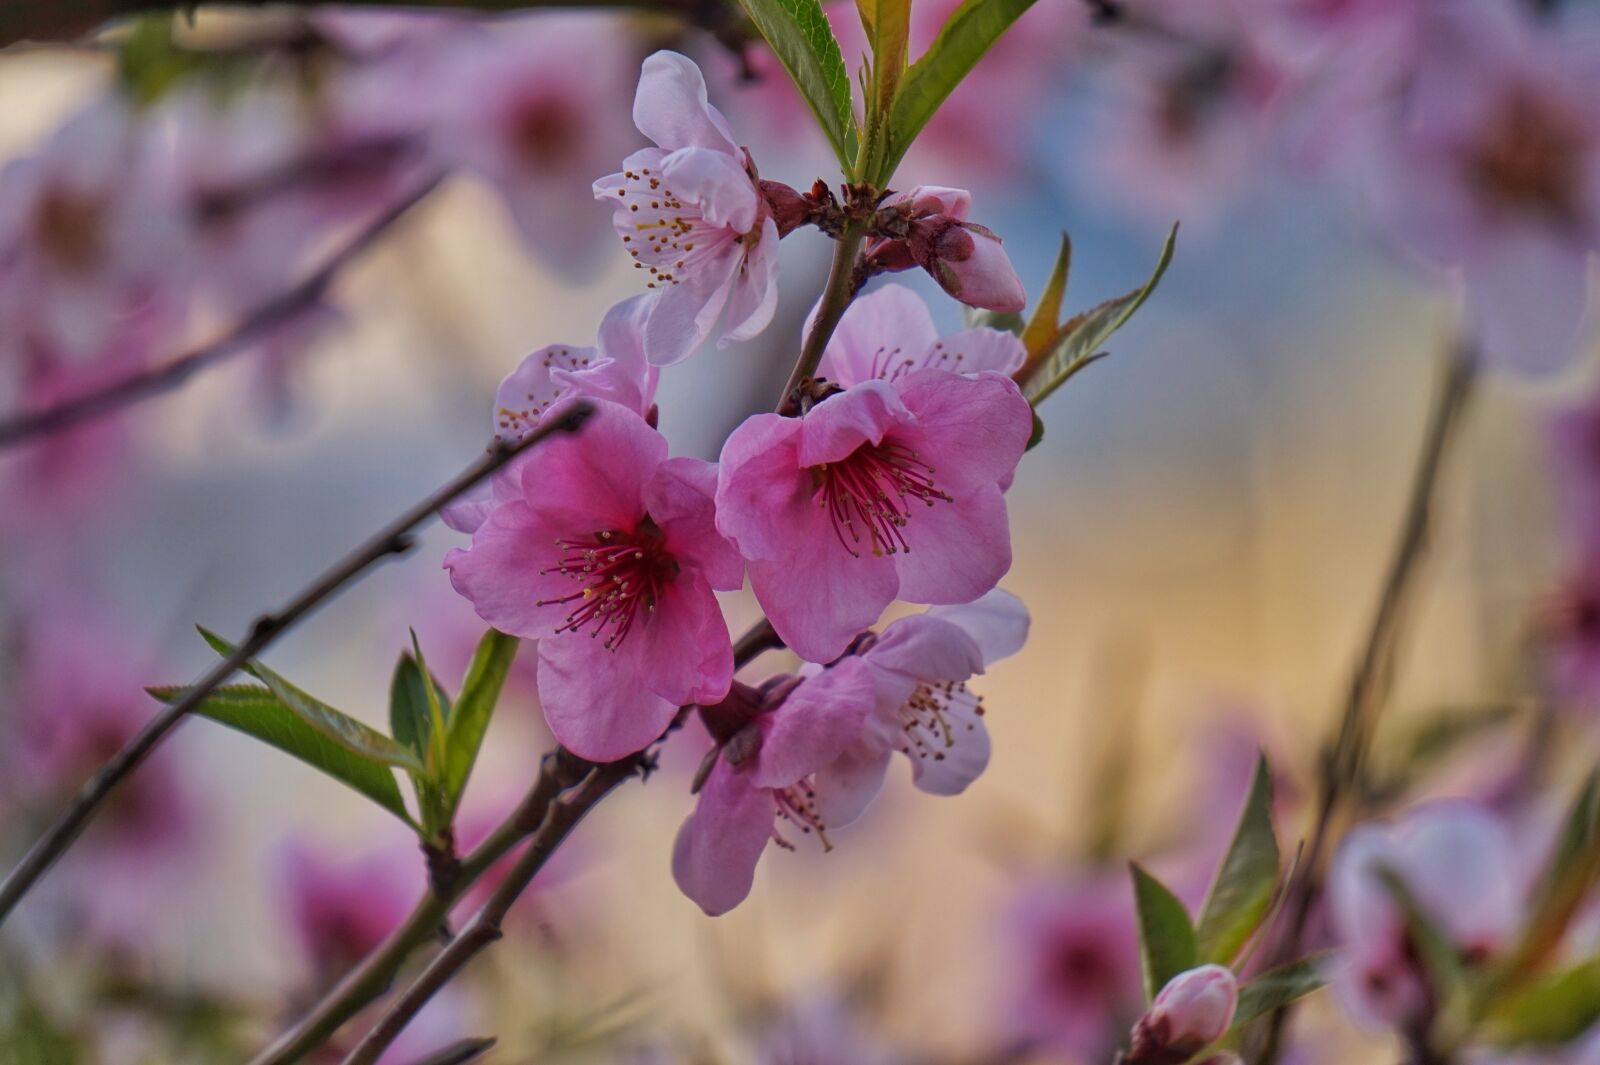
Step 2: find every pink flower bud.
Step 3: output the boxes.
[1127,964,1239,1065]
[928,221,1027,313]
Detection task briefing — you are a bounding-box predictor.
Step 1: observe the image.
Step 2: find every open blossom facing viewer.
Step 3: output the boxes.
[672,660,877,916]
[446,400,741,761]
[811,589,1029,825]
[716,289,1031,662]
[594,51,779,365]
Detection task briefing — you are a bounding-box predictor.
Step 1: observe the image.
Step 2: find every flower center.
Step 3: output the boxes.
[536,519,678,649]
[771,779,831,852]
[612,165,740,288]
[813,442,952,558]
[509,95,581,169]
[1466,88,1588,225]
[898,680,984,762]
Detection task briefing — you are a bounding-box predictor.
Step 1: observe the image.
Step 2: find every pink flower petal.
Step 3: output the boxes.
[795,380,911,468]
[519,400,665,531]
[718,217,780,346]
[893,368,1032,495]
[632,572,734,707]
[812,742,893,828]
[752,658,877,789]
[633,50,740,155]
[648,457,744,591]
[659,146,759,232]
[715,413,809,561]
[890,482,1013,605]
[749,548,898,665]
[444,502,586,639]
[928,588,1031,665]
[818,283,941,388]
[866,614,985,683]
[672,758,774,915]
[537,635,681,761]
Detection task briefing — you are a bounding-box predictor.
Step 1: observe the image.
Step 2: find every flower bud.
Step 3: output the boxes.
[760,179,814,238]
[1126,964,1238,1065]
[925,220,1026,312]
[866,184,1026,313]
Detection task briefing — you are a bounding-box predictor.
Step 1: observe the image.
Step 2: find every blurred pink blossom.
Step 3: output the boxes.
[280,840,423,985]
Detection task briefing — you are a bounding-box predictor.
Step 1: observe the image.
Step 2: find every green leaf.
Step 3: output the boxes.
[389,652,451,764]
[1026,409,1045,451]
[1131,862,1198,1003]
[1019,224,1178,408]
[149,684,414,827]
[1230,956,1327,1030]
[1196,756,1280,965]
[881,0,1037,182]
[441,630,520,818]
[1484,956,1600,1047]
[857,0,912,155]
[737,0,858,172]
[1021,232,1072,357]
[963,306,1025,334]
[197,627,424,774]
[1505,770,1600,979]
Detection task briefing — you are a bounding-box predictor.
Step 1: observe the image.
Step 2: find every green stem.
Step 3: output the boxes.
[776,227,865,413]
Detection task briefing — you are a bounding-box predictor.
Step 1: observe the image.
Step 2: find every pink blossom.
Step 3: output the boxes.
[1359,0,1600,372]
[671,659,877,915]
[428,15,638,273]
[593,51,780,365]
[1329,801,1520,1031]
[279,841,422,984]
[864,187,1026,313]
[816,282,1027,386]
[440,293,658,536]
[445,400,741,761]
[1003,873,1145,1058]
[716,292,1031,663]
[810,589,1029,825]
[1128,964,1239,1065]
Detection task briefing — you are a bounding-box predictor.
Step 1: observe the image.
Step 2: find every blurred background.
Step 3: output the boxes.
[0,3,1593,1062]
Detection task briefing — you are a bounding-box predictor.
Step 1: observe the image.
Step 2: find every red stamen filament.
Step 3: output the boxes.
[536,528,674,649]
[814,442,951,558]
[772,780,831,852]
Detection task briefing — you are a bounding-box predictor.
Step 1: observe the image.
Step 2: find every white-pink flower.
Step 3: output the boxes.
[593,50,779,365]
[1128,964,1239,1065]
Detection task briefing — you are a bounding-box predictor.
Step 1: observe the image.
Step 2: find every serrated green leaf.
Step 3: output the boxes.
[1021,232,1072,357]
[197,627,424,774]
[738,0,858,172]
[1196,756,1280,965]
[1230,956,1327,1030]
[1484,956,1600,1046]
[881,0,1036,182]
[389,653,450,764]
[441,630,520,819]
[1019,224,1177,407]
[1132,862,1198,1003]
[149,684,414,827]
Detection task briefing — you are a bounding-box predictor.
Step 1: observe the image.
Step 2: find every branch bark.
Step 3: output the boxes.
[0,401,595,929]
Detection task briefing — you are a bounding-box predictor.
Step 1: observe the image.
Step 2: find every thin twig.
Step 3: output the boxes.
[776,227,865,413]
[0,402,595,929]
[0,169,445,450]
[340,760,639,1065]
[1253,344,1478,1063]
[247,621,782,1065]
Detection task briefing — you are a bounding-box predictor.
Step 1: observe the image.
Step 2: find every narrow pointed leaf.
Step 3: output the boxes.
[882,0,1036,181]
[389,652,450,763]
[1484,956,1600,1047]
[1019,224,1177,407]
[857,0,911,117]
[1021,232,1072,357]
[149,684,414,826]
[1505,770,1600,979]
[1230,956,1327,1030]
[1196,756,1280,965]
[197,627,424,773]
[442,629,521,817]
[737,0,858,171]
[1131,862,1198,1003]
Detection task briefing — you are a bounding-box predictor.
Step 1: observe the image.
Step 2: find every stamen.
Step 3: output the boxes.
[535,522,677,649]
[813,441,952,557]
[898,681,984,762]
[772,779,832,852]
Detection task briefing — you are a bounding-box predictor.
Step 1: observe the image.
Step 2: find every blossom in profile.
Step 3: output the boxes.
[1329,801,1520,1031]
[1127,965,1239,1065]
[1359,0,1600,373]
[863,186,1026,313]
[441,293,657,535]
[810,589,1029,826]
[446,400,741,761]
[817,282,1026,386]
[672,660,877,915]
[716,290,1031,662]
[593,50,779,365]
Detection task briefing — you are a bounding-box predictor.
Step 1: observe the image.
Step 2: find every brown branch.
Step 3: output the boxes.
[0,401,595,929]
[1252,344,1478,1063]
[0,168,444,450]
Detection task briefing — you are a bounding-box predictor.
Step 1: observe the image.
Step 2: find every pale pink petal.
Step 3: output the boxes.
[812,742,893,828]
[890,483,1013,605]
[1394,802,1519,951]
[795,380,912,467]
[634,50,740,155]
[943,228,1027,312]
[519,400,665,530]
[752,658,877,789]
[494,343,600,441]
[867,614,984,683]
[894,369,1032,494]
[648,457,744,590]
[594,146,668,220]
[928,588,1031,665]
[898,185,972,218]
[906,692,990,796]
[537,635,681,761]
[818,283,941,387]
[931,327,1027,376]
[717,217,779,345]
[659,146,759,232]
[672,758,773,916]
[444,503,585,639]
[641,247,741,365]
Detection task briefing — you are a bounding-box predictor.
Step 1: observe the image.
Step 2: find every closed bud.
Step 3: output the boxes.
[1126,964,1238,1065]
